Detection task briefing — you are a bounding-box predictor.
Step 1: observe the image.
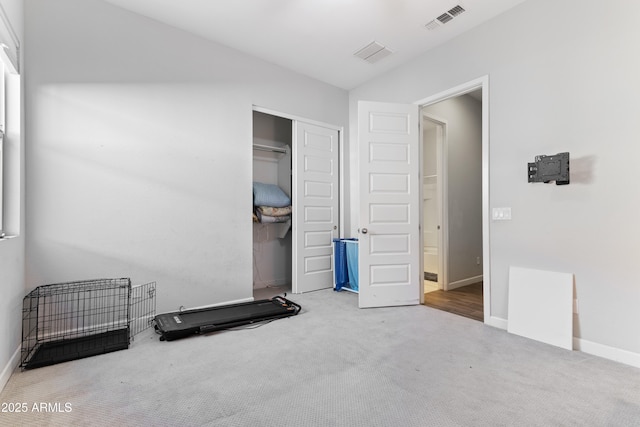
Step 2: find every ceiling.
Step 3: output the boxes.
[101,0,526,90]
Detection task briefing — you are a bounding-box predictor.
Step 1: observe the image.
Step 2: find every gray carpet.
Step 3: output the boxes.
[2,289,639,426]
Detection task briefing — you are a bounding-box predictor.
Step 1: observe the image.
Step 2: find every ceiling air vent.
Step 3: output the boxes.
[353,41,393,64]
[436,13,454,24]
[424,20,440,31]
[428,5,466,29]
[447,5,466,17]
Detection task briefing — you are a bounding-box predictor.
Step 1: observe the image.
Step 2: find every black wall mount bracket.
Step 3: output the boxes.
[528,152,570,185]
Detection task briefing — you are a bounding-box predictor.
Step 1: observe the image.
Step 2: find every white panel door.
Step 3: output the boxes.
[292,122,339,293]
[358,101,420,308]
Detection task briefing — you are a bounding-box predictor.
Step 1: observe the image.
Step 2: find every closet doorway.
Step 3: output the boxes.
[252,108,341,300]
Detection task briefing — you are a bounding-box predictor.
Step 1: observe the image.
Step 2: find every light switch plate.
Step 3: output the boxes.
[492,207,512,220]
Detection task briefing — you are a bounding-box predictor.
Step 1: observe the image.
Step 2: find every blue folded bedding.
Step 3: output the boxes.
[253,182,291,208]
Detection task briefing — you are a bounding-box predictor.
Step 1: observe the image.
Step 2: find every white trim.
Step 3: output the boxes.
[188,297,254,311]
[419,115,424,304]
[0,345,20,393]
[480,77,491,324]
[573,337,640,369]
[414,75,491,324]
[339,124,345,239]
[486,316,508,330]
[491,323,640,369]
[413,76,488,106]
[253,105,342,132]
[447,275,483,291]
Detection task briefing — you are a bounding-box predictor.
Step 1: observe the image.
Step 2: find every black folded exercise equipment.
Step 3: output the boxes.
[153,296,301,341]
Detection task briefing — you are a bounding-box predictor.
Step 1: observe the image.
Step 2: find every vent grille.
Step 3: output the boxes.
[436,13,453,24]
[427,4,466,29]
[353,41,393,64]
[448,5,466,17]
[424,20,440,31]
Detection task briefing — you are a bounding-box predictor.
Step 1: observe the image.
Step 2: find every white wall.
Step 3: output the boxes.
[349,0,640,357]
[24,0,347,313]
[0,0,23,391]
[423,95,482,286]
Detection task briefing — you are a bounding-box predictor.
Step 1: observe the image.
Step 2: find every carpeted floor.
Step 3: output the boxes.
[1,288,639,426]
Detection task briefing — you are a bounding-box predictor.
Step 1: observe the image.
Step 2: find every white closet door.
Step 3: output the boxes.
[358,101,421,308]
[292,122,340,293]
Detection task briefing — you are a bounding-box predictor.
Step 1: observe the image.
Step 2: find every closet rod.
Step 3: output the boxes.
[253,143,287,154]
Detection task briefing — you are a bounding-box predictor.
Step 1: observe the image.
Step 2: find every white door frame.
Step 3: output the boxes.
[414,75,494,325]
[419,113,448,301]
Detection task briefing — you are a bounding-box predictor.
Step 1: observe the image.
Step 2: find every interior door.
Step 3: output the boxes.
[358,101,421,308]
[292,121,340,293]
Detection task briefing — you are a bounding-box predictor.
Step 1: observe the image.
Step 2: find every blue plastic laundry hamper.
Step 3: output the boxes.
[333,239,348,291]
[333,238,357,291]
[345,240,359,292]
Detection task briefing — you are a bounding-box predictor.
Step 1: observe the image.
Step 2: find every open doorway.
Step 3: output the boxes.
[420,88,484,322]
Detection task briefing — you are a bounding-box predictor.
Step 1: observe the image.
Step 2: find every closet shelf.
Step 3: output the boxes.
[253,143,287,154]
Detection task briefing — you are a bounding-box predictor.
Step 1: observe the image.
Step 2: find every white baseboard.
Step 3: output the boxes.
[1,346,20,393]
[494,317,640,369]
[447,275,483,291]
[573,337,640,369]
[187,297,254,311]
[485,315,507,330]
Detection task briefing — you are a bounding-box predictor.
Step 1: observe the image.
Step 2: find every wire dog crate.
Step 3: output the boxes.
[20,278,156,370]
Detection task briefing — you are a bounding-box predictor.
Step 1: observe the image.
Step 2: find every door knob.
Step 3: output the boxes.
[361,228,368,234]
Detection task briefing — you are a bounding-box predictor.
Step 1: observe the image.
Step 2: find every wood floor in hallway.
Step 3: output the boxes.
[423,282,483,322]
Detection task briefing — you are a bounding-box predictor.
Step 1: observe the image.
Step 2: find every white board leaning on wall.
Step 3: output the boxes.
[508,266,574,350]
